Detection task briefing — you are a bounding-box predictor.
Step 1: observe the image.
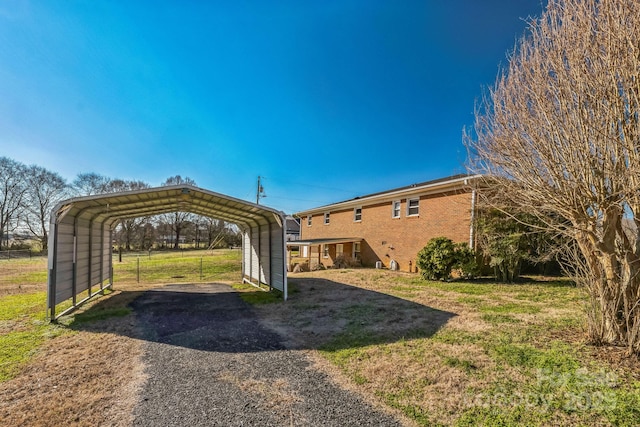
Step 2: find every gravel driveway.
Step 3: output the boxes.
[130,283,404,426]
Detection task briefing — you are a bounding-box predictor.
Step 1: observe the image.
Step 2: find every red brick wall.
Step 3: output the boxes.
[299,190,473,271]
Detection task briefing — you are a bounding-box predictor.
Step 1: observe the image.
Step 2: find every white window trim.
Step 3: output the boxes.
[324,212,330,225]
[392,200,401,218]
[353,242,361,259]
[307,215,312,226]
[407,197,420,217]
[354,206,362,222]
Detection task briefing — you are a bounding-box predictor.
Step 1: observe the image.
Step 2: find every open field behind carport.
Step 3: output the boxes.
[1,251,639,426]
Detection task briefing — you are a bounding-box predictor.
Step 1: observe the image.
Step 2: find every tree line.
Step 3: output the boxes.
[0,156,241,252]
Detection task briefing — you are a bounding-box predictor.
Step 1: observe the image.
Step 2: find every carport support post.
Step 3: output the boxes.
[48,219,60,321]
[137,256,140,283]
[268,222,272,291]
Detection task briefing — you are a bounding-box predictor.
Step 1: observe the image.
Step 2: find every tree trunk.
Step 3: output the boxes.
[576,229,640,354]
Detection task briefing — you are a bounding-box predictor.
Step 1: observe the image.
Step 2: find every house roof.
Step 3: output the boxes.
[286,216,301,233]
[294,174,481,216]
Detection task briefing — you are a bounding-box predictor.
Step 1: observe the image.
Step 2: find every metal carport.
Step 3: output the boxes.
[47,184,287,320]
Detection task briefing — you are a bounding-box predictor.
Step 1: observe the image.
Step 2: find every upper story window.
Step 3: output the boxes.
[407,198,420,216]
[307,215,312,226]
[392,200,401,218]
[324,212,330,225]
[354,206,362,222]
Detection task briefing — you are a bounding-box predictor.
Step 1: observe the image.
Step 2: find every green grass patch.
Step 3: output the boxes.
[479,302,541,315]
[0,292,47,321]
[70,307,132,324]
[443,356,478,373]
[232,283,283,305]
[113,249,242,283]
[237,290,282,305]
[0,325,65,382]
[431,328,483,345]
[481,313,522,324]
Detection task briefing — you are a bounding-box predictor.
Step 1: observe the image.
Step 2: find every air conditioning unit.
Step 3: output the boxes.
[375,261,382,269]
[390,260,398,271]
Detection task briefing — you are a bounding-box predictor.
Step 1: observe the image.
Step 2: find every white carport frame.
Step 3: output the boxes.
[47,185,287,320]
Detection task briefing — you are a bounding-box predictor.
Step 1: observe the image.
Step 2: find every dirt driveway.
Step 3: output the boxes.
[129,283,407,426]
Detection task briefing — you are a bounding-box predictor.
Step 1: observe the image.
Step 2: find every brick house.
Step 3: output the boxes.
[291,174,480,272]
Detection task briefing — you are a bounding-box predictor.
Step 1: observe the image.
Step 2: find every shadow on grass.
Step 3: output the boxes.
[67,280,456,354]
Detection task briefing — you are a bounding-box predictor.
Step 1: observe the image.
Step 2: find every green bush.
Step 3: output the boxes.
[416,237,478,280]
[454,242,480,278]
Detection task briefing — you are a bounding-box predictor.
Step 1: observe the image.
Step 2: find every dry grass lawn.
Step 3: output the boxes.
[255,269,640,427]
[2,253,640,426]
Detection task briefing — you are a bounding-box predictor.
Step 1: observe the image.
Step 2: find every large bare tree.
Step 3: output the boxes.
[0,157,27,250]
[466,0,640,353]
[24,165,69,251]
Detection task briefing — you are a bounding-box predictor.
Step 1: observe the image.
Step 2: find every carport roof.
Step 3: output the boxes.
[52,184,285,228]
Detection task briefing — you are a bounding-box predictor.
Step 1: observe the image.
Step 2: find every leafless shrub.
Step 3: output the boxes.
[466,0,640,353]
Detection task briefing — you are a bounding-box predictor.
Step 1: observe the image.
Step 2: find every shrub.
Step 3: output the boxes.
[454,242,480,278]
[417,237,478,280]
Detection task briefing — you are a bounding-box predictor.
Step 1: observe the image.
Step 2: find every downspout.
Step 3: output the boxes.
[469,188,477,249]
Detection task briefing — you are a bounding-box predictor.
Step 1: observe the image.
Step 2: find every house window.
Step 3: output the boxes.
[336,244,344,257]
[324,212,330,225]
[407,198,420,216]
[392,200,401,218]
[307,215,312,226]
[354,206,362,222]
[323,244,329,258]
[353,242,361,260]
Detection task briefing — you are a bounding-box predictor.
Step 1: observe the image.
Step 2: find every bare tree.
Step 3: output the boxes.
[107,180,151,250]
[160,176,196,249]
[0,157,27,250]
[72,172,111,196]
[24,165,69,251]
[465,0,640,353]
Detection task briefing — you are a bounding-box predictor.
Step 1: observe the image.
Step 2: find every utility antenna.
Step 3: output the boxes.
[256,176,267,204]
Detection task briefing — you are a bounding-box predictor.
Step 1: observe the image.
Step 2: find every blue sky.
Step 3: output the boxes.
[0,1,546,214]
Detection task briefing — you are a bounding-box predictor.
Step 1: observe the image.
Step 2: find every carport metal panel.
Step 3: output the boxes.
[47,185,287,320]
